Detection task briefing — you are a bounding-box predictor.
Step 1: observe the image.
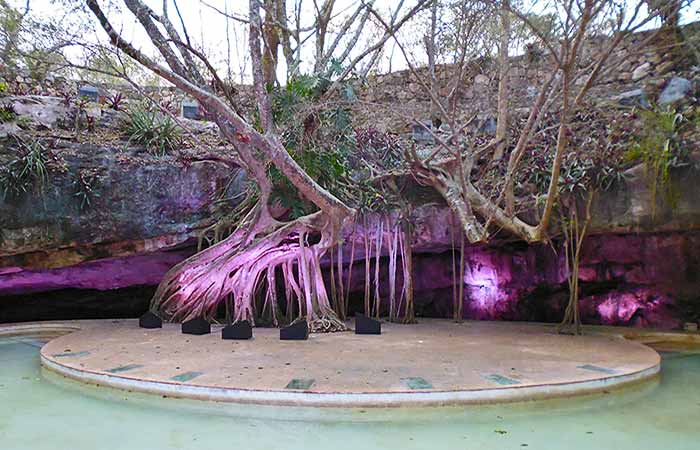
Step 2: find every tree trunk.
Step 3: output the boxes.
[492,0,510,161]
[425,0,440,128]
[262,0,281,87]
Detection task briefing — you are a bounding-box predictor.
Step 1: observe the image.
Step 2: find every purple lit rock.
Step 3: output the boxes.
[0,249,192,296]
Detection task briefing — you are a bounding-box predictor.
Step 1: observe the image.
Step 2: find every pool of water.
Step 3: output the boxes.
[1,335,699,449]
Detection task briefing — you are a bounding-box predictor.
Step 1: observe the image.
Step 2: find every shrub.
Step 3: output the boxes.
[0,103,16,122]
[107,92,124,111]
[624,107,690,215]
[125,103,181,156]
[73,170,100,211]
[0,140,49,200]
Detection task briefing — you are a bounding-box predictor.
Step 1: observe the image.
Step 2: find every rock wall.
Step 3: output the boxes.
[0,140,241,270]
[354,231,698,330]
[2,166,699,327]
[1,24,699,326]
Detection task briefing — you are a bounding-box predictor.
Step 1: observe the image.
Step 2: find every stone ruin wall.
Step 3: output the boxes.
[2,22,698,127]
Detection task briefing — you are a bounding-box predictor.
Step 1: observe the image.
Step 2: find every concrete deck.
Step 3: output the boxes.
[34,319,661,407]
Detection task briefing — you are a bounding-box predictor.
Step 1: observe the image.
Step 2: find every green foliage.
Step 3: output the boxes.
[125,103,182,157]
[268,145,348,218]
[24,48,64,82]
[262,72,405,219]
[0,102,16,122]
[0,0,24,73]
[78,48,160,86]
[0,81,7,93]
[16,115,32,129]
[0,0,66,80]
[521,13,561,42]
[624,107,690,214]
[72,170,100,211]
[271,75,326,124]
[0,139,50,201]
[523,143,625,197]
[265,74,355,218]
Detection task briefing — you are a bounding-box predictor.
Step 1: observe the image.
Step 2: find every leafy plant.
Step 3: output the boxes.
[0,81,7,93]
[159,98,177,115]
[0,102,16,122]
[16,115,32,129]
[73,170,100,210]
[107,92,124,111]
[268,145,349,218]
[125,103,181,156]
[0,139,50,201]
[624,107,690,216]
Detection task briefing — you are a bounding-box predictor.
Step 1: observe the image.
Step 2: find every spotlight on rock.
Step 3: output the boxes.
[222,321,253,340]
[182,317,211,335]
[355,313,381,335]
[139,311,162,329]
[280,320,308,340]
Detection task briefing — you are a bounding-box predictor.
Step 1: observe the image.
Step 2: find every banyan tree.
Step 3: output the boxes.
[80,0,677,333]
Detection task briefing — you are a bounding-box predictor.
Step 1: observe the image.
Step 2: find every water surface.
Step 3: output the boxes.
[1,336,698,450]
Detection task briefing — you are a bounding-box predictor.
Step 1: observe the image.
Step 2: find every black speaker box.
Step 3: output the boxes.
[182,317,211,335]
[280,320,308,340]
[222,321,253,340]
[139,311,162,329]
[355,313,381,335]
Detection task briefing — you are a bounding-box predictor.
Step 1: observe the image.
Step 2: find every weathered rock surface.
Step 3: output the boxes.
[658,77,694,105]
[1,136,699,327]
[1,141,241,270]
[2,22,700,326]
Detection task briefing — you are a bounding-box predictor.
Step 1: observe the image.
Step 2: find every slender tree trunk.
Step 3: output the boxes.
[558,191,594,335]
[262,0,281,87]
[492,0,510,162]
[424,0,440,128]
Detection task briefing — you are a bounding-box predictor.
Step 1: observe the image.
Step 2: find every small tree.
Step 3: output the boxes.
[75,0,430,330]
[366,0,682,330]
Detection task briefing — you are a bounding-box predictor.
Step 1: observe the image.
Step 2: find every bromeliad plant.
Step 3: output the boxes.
[106,92,124,111]
[72,170,100,211]
[0,102,16,122]
[125,102,181,156]
[0,138,50,201]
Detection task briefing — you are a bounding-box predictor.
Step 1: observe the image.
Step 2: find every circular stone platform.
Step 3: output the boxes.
[40,319,660,407]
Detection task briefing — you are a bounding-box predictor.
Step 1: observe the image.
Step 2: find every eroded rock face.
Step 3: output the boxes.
[2,162,700,327]
[1,141,241,270]
[336,231,698,329]
[0,249,192,296]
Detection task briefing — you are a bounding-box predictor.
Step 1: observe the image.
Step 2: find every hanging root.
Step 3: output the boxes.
[557,191,595,335]
[309,316,347,333]
[150,210,348,332]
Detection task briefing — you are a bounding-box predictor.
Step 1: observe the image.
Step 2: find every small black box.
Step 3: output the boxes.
[280,320,308,340]
[355,313,381,335]
[222,321,253,340]
[182,317,211,335]
[139,311,162,329]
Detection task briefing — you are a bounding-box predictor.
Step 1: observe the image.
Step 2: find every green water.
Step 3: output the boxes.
[1,336,699,450]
